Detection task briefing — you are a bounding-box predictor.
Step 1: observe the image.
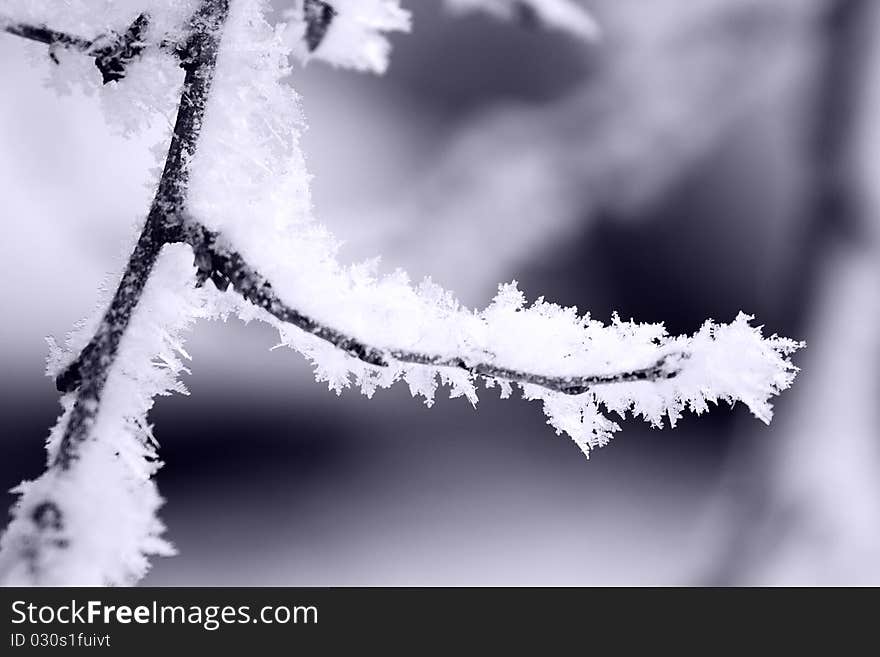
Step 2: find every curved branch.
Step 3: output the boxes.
[183,223,686,396]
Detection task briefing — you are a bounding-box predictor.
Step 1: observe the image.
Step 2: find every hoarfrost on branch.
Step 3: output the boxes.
[0,0,802,585]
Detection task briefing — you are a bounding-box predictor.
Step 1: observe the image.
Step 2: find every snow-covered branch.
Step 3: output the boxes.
[283,0,411,74]
[0,0,804,585]
[445,0,599,41]
[55,0,227,466]
[1,12,158,83]
[1,19,92,50]
[0,0,231,586]
[183,221,688,394]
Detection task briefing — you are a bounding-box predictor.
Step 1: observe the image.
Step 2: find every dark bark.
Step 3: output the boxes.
[53,0,231,470]
[1,20,92,50]
[5,0,685,467]
[184,222,686,395]
[2,0,691,581]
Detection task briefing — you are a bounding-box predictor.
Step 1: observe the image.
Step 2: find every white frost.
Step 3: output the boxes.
[282,0,411,74]
[189,0,802,457]
[0,0,803,586]
[445,0,600,41]
[0,246,200,585]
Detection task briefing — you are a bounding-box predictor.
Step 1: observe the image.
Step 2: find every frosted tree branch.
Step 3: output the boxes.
[1,18,93,51]
[53,0,229,469]
[0,0,803,585]
[1,12,159,83]
[0,0,230,584]
[182,221,687,394]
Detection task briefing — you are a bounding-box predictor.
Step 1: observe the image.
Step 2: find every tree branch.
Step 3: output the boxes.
[5,0,681,581]
[11,0,680,418]
[89,12,152,83]
[2,12,161,83]
[183,222,686,396]
[53,0,230,469]
[0,0,232,584]
[0,0,800,586]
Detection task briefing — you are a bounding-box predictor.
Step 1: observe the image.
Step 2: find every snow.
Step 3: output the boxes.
[0,246,199,585]
[188,0,802,456]
[0,0,803,585]
[445,0,600,42]
[283,0,411,74]
[0,0,198,45]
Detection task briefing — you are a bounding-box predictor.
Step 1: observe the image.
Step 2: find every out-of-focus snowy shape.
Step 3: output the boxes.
[283,0,411,74]
[703,248,880,586]
[187,0,803,456]
[700,0,880,586]
[331,0,826,296]
[445,0,600,41]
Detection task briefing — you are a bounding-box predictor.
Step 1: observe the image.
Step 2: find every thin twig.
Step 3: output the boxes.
[701,0,878,587]
[1,19,93,51]
[53,0,231,469]
[183,223,686,396]
[5,0,682,417]
[2,12,166,82]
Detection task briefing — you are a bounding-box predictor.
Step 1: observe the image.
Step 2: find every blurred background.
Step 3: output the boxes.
[1,0,879,585]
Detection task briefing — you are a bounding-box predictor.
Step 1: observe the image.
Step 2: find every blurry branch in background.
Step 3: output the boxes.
[338,0,823,295]
[1,18,92,50]
[183,222,687,395]
[282,0,412,74]
[0,0,232,587]
[285,0,600,76]
[703,0,880,585]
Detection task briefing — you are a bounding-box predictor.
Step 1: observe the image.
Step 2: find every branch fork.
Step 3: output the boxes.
[1,0,689,580]
[4,0,688,470]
